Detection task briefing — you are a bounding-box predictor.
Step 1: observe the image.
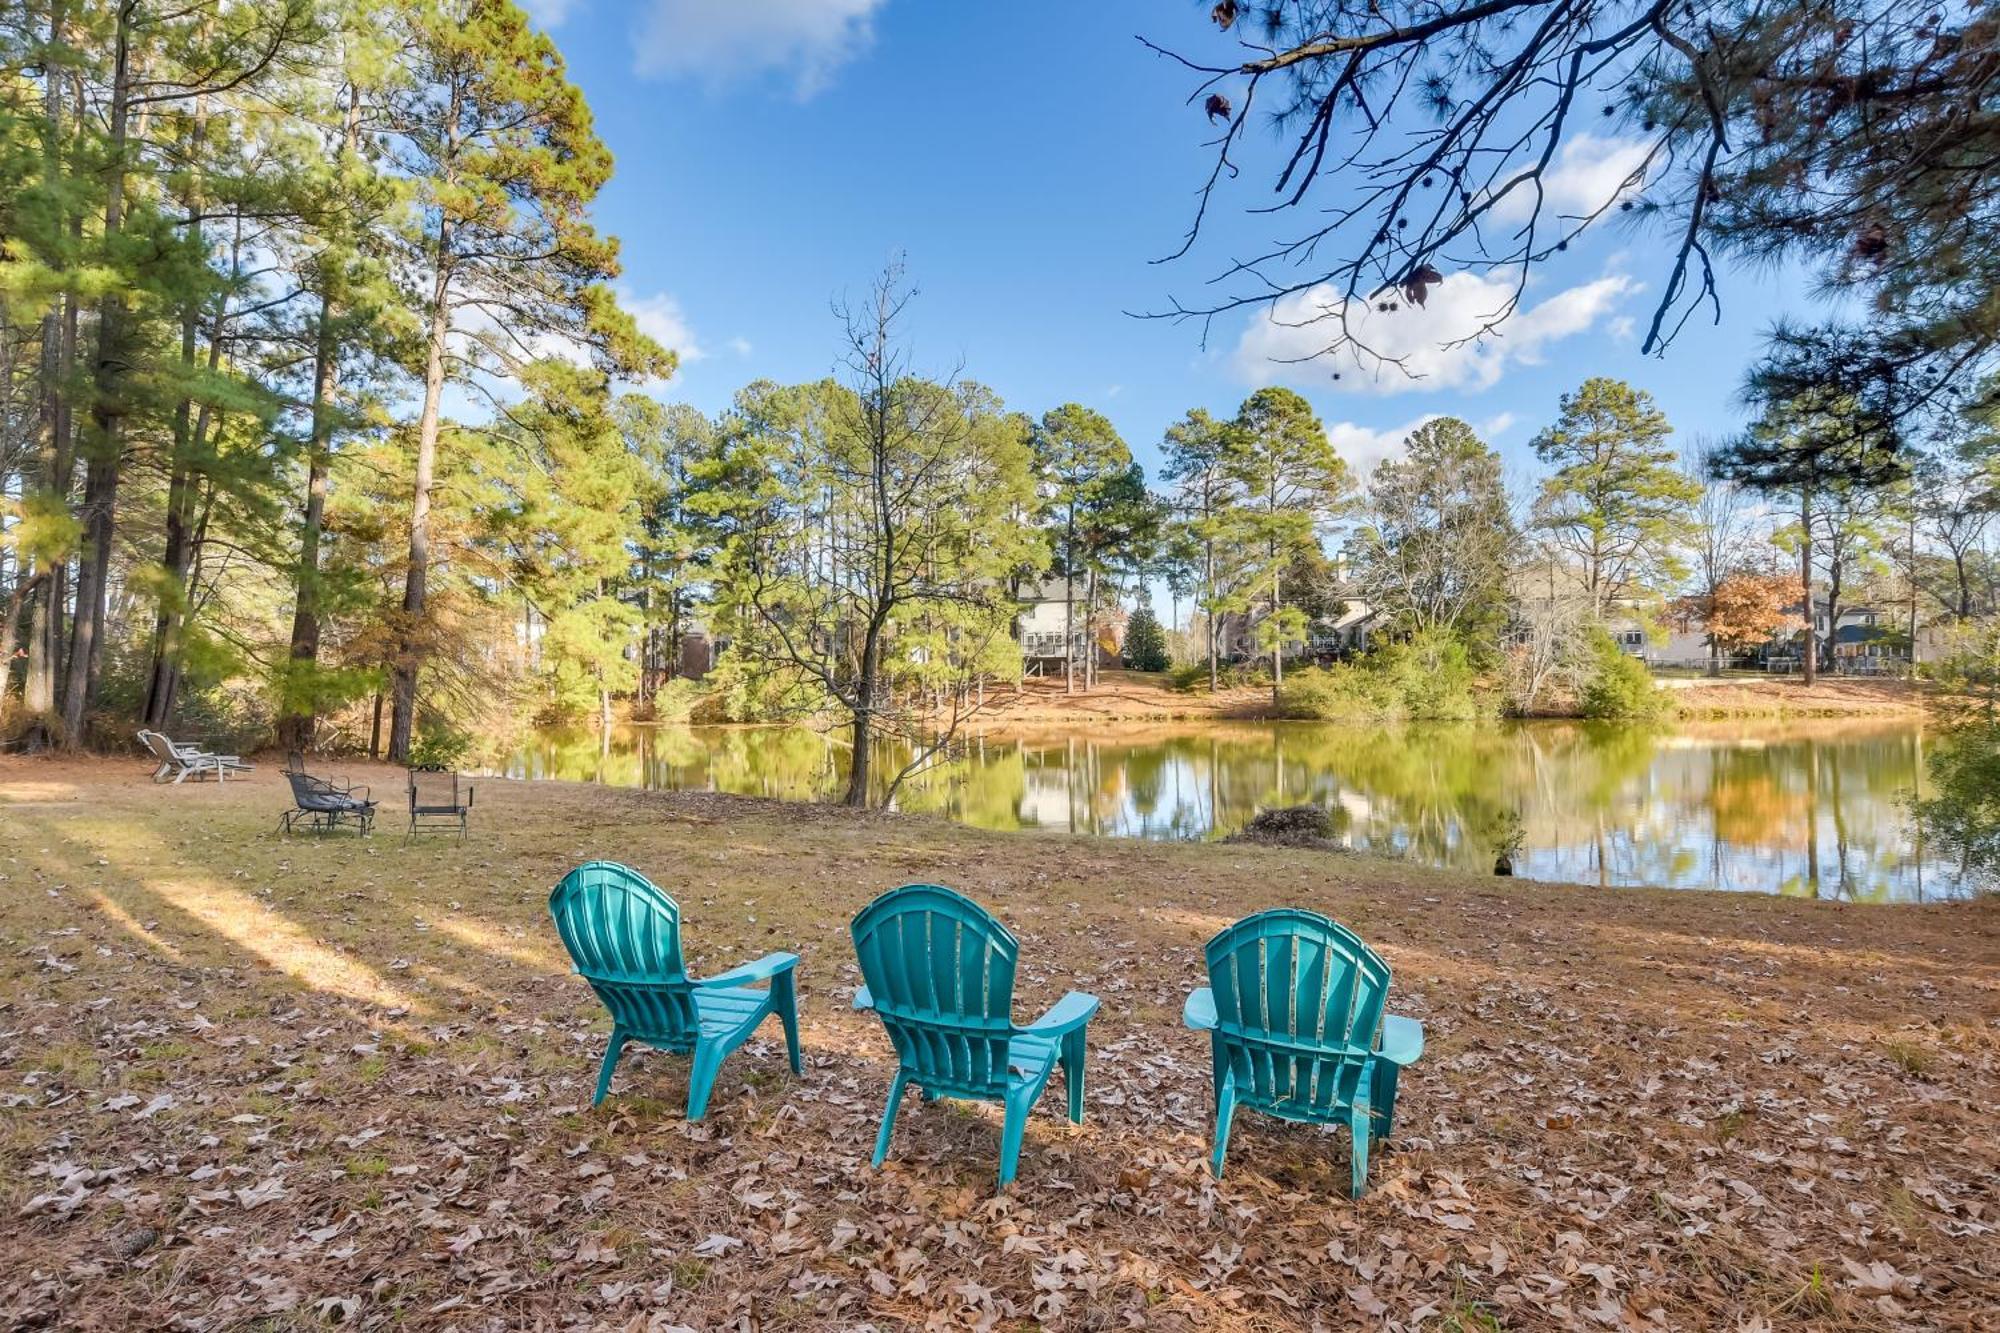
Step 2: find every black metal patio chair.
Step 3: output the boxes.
[407,765,473,841]
[279,755,376,835]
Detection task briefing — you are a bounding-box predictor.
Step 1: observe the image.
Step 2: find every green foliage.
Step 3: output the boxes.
[1531,378,1698,612]
[1276,661,1401,723]
[1578,630,1670,720]
[1353,417,1515,647]
[409,724,473,772]
[1123,604,1170,672]
[704,277,1044,806]
[1279,630,1485,721]
[1223,389,1355,681]
[1912,625,2000,887]
[649,677,705,724]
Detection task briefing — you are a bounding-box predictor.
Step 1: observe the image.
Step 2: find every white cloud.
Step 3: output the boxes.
[1490,133,1654,224]
[1232,269,1638,396]
[726,336,754,358]
[621,289,705,364]
[633,0,887,98]
[520,0,582,27]
[1479,411,1516,438]
[1326,415,1443,476]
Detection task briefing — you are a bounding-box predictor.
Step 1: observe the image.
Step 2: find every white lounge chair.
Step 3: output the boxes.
[138,730,253,784]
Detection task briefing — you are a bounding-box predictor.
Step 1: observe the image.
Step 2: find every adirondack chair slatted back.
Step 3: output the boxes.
[549,862,700,1049]
[140,731,179,764]
[1206,909,1390,1117]
[852,884,1018,1098]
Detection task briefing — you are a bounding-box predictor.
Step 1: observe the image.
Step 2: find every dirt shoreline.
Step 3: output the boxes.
[1,760,1992,1329]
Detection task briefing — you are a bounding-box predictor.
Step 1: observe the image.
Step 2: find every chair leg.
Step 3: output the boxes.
[872,1069,910,1168]
[1059,1029,1087,1124]
[772,973,802,1075]
[1371,1062,1399,1146]
[1348,1099,1373,1200]
[685,1040,727,1121]
[999,1091,1032,1189]
[593,1027,629,1107]
[1210,1077,1237,1179]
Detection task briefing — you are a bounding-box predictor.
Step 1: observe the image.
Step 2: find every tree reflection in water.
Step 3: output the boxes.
[505,719,1960,902]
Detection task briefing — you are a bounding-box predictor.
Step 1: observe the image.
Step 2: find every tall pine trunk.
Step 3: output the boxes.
[1062,504,1077,694]
[62,1,135,746]
[276,86,357,753]
[1799,480,1817,687]
[276,317,336,750]
[389,247,452,763]
[1204,531,1217,692]
[23,0,75,728]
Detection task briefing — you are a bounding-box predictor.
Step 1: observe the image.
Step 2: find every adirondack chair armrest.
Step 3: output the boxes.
[1377,1014,1424,1066]
[694,951,799,989]
[852,985,874,1011]
[1018,990,1099,1037]
[1181,986,1218,1031]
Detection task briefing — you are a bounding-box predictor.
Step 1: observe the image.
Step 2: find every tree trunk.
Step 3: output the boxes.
[62,1,135,746]
[1062,506,1077,694]
[276,311,336,750]
[1204,525,1218,692]
[1085,566,1098,689]
[2,572,46,692]
[1799,480,1816,687]
[144,303,215,729]
[276,85,357,753]
[19,0,71,727]
[389,254,452,762]
[1269,562,1284,706]
[842,628,882,807]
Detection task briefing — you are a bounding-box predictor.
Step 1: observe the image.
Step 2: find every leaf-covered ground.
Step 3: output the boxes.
[1,758,1994,1331]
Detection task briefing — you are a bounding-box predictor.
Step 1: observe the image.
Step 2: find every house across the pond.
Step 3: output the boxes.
[1015,576,1127,675]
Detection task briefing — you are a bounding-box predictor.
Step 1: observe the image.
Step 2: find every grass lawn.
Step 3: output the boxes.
[1,757,1994,1330]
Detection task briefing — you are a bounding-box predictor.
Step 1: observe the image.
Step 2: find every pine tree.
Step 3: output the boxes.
[1224,387,1353,704]
[1030,403,1131,694]
[1530,378,1700,619]
[381,0,667,761]
[1713,388,1906,685]
[1122,603,1169,672]
[1160,407,1242,691]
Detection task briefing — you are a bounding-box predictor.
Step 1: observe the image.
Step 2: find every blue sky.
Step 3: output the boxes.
[525,0,1811,485]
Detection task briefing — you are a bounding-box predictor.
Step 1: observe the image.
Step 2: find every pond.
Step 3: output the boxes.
[501,719,1972,902]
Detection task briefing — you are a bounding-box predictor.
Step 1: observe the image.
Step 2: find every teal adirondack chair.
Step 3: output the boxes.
[549,861,801,1118]
[1183,908,1423,1196]
[850,884,1099,1188]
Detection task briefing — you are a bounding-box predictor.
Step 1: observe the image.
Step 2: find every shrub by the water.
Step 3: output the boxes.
[1278,629,1487,721]
[1276,660,1400,721]
[1578,630,1670,720]
[648,677,704,723]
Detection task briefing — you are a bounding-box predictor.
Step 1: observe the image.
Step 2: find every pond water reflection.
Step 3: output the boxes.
[502,719,1969,901]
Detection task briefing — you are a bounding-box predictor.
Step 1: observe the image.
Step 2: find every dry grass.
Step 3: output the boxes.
[1658,676,1931,719]
[1,756,1995,1331]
